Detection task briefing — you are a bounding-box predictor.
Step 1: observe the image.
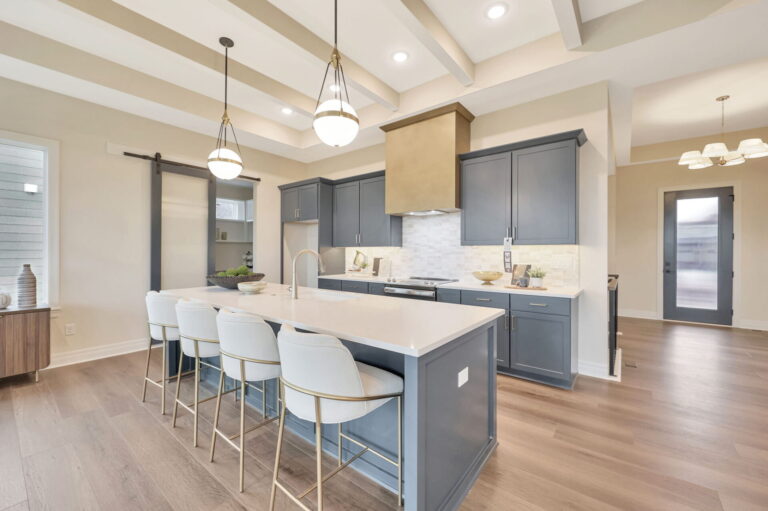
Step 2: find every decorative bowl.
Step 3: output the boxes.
[238,281,268,294]
[472,271,503,285]
[207,273,265,289]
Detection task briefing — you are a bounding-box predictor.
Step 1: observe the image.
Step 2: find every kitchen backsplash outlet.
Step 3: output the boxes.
[345,213,579,288]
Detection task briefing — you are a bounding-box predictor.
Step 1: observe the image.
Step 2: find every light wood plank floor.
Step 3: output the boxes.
[1,317,767,510]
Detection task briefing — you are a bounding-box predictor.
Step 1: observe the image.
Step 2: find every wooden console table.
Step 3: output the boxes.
[0,305,51,382]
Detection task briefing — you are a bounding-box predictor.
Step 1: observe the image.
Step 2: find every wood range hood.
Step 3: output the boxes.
[380,103,474,216]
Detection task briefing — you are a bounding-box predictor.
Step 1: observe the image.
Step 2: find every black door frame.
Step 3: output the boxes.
[663,186,733,325]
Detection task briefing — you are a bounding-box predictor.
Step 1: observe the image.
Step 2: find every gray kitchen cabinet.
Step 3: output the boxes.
[333,172,402,248]
[461,153,511,246]
[333,181,360,247]
[512,140,577,244]
[340,280,368,294]
[368,282,387,296]
[281,187,299,222]
[280,183,320,222]
[460,290,510,369]
[459,130,584,246]
[436,288,461,304]
[297,184,319,221]
[318,278,341,291]
[509,311,570,381]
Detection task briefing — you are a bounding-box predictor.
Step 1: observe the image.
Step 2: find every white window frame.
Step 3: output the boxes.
[0,130,60,308]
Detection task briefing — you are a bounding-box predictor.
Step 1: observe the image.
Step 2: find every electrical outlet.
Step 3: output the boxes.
[65,323,76,336]
[458,367,469,388]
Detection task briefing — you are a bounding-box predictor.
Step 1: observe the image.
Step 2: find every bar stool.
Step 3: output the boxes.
[270,324,403,511]
[172,299,232,447]
[210,309,281,492]
[142,291,181,414]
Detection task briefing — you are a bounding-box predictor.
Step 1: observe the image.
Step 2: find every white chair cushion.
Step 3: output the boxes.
[355,362,404,416]
[217,309,280,382]
[145,291,180,341]
[176,299,220,359]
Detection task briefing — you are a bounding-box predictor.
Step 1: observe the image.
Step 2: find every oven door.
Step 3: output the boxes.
[383,286,436,300]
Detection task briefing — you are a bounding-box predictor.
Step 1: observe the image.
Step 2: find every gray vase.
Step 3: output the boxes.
[17,264,37,308]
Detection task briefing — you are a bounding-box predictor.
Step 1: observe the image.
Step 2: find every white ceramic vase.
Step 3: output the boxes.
[17,264,37,308]
[0,292,10,309]
[530,277,543,288]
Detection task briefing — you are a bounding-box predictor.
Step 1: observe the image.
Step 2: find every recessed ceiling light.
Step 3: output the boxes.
[486,3,507,20]
[392,51,409,63]
[329,84,340,92]
[281,107,293,115]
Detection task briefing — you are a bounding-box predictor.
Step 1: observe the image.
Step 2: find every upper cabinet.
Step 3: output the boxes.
[280,182,322,222]
[460,130,585,246]
[333,173,402,247]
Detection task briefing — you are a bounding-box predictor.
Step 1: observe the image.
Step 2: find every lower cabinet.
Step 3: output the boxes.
[460,291,510,369]
[368,283,387,296]
[340,280,369,294]
[318,278,341,291]
[509,311,570,380]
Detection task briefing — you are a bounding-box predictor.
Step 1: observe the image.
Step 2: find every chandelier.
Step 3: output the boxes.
[312,0,359,147]
[679,95,768,170]
[208,37,243,180]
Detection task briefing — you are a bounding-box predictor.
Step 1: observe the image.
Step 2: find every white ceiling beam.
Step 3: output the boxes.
[223,0,399,111]
[384,0,475,86]
[551,0,583,50]
[58,0,317,116]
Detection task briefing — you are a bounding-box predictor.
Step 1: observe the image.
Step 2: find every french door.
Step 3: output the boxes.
[663,187,733,325]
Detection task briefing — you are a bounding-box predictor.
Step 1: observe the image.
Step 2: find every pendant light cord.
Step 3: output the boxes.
[334,0,338,48]
[224,46,229,114]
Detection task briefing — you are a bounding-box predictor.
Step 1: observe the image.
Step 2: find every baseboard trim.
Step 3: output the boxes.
[577,360,610,380]
[733,319,768,331]
[48,337,150,369]
[618,309,659,320]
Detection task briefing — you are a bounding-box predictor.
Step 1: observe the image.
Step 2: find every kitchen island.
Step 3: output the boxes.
[162,283,502,511]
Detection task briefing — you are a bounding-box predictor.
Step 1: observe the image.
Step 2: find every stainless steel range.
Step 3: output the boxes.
[381,276,458,300]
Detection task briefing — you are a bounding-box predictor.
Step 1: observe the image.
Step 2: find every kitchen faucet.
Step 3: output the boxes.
[291,249,325,299]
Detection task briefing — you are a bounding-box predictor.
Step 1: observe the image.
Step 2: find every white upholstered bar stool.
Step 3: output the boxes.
[173,299,231,447]
[270,325,403,511]
[142,291,180,414]
[210,309,281,492]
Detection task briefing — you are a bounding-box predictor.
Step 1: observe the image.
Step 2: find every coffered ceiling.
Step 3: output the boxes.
[0,0,767,165]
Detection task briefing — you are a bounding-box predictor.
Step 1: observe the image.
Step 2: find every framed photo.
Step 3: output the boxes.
[511,264,531,287]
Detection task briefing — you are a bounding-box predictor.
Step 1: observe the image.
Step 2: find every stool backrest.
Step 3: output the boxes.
[216,309,280,382]
[175,299,220,358]
[145,291,180,341]
[277,324,366,423]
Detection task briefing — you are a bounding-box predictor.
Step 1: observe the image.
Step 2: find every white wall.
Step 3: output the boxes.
[0,77,305,365]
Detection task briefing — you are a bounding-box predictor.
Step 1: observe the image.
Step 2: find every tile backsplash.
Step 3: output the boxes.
[345,213,579,288]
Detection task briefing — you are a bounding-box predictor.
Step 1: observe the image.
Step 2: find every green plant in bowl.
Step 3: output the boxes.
[528,267,546,278]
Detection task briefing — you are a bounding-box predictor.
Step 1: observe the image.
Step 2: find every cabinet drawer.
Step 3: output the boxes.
[509,295,570,316]
[368,283,387,296]
[340,280,369,294]
[461,290,509,310]
[436,288,461,304]
[318,279,342,291]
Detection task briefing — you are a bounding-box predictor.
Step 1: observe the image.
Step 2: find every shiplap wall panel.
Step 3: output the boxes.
[0,142,45,300]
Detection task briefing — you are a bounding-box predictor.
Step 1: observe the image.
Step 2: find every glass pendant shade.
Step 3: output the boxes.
[702,142,728,158]
[313,99,359,147]
[678,150,702,165]
[688,157,713,170]
[721,151,745,167]
[738,138,768,158]
[207,147,243,179]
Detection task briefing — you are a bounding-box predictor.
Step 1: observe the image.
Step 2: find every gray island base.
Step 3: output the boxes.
[162,284,501,511]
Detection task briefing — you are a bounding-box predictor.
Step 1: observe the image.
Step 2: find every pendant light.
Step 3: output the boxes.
[678,95,767,170]
[313,0,359,147]
[208,37,243,180]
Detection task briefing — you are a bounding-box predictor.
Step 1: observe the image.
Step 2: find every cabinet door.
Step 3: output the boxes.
[436,288,461,304]
[509,311,570,379]
[512,140,577,244]
[333,181,360,247]
[0,312,42,378]
[340,280,368,294]
[318,279,342,291]
[461,152,512,245]
[368,282,387,295]
[297,184,319,221]
[459,291,510,368]
[281,188,299,222]
[359,176,390,246]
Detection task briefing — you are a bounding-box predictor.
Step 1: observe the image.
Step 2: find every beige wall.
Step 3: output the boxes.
[0,77,305,363]
[308,84,613,377]
[612,127,768,330]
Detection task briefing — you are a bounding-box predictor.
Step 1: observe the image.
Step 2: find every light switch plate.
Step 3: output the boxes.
[65,323,76,336]
[458,367,469,387]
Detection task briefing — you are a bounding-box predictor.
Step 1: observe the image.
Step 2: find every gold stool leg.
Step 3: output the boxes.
[171,349,184,428]
[337,423,343,467]
[161,339,167,415]
[269,382,287,511]
[193,349,200,447]
[141,336,153,402]
[209,357,225,462]
[397,395,403,507]
[315,396,323,511]
[239,360,246,492]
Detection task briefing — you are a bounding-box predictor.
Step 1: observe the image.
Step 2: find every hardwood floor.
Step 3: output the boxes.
[1,317,767,510]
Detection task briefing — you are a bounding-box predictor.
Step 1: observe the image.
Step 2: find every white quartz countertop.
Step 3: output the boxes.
[319,274,582,299]
[162,283,503,357]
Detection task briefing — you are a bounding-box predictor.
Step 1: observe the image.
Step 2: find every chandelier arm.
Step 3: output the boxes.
[339,62,351,105]
[215,121,225,151]
[315,61,333,112]
[229,123,243,160]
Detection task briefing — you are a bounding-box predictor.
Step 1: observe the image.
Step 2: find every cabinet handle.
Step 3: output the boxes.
[504,313,509,330]
[512,226,517,240]
[506,226,510,238]
[529,303,548,307]
[510,315,516,330]
[496,358,504,363]
[475,297,491,302]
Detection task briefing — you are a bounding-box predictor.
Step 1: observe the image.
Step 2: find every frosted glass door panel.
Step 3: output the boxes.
[675,197,718,310]
[161,172,208,289]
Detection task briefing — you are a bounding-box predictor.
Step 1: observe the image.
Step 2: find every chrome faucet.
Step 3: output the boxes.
[291,249,325,299]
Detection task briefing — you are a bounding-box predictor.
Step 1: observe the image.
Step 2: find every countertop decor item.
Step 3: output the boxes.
[472,271,503,285]
[237,281,267,294]
[511,264,531,287]
[208,265,264,289]
[0,292,10,309]
[17,264,37,308]
[528,267,546,288]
